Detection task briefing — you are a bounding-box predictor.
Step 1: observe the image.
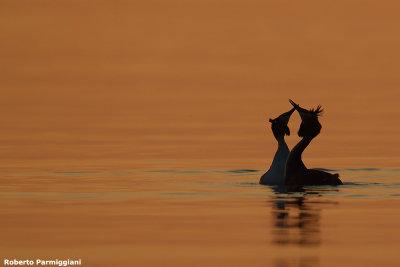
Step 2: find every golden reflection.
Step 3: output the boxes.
[269,186,338,267]
[273,257,319,267]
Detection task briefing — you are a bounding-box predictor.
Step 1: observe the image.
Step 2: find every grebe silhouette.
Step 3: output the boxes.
[260,108,295,185]
[285,100,343,186]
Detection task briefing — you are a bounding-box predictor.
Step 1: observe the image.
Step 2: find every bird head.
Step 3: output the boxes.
[269,108,295,139]
[289,99,323,138]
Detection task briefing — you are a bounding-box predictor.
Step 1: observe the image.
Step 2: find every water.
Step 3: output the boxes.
[2,1,400,266]
[1,168,400,266]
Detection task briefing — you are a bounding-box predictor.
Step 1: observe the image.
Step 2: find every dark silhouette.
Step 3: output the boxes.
[260,108,295,185]
[285,100,342,185]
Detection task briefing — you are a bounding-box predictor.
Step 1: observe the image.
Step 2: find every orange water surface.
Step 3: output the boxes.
[1,1,400,266]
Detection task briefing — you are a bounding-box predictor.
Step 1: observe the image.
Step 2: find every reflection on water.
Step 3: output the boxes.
[269,186,339,267]
[274,257,319,267]
[2,168,400,266]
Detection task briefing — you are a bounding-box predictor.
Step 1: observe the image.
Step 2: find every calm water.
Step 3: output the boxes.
[1,168,400,266]
[2,1,400,266]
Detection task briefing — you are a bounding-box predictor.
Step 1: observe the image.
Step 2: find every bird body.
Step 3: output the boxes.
[284,136,342,185]
[260,136,290,185]
[284,100,342,186]
[260,108,294,185]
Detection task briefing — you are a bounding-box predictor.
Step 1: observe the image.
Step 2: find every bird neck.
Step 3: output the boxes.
[285,136,314,173]
[271,136,289,164]
[268,136,289,172]
[276,136,287,147]
[293,136,314,156]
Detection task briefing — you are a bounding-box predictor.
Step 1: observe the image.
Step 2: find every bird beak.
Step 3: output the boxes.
[289,99,310,119]
[287,108,295,116]
[278,108,295,123]
[283,107,295,118]
[289,99,300,110]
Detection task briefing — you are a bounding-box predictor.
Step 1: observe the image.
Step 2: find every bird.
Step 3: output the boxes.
[284,99,342,186]
[259,108,295,185]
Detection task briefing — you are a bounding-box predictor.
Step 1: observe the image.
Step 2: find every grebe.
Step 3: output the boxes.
[259,108,295,185]
[284,99,342,186]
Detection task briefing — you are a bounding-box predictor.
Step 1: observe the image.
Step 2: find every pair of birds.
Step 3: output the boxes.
[259,99,343,186]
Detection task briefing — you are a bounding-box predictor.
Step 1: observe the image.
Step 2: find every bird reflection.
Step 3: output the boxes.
[274,257,319,267]
[269,185,338,267]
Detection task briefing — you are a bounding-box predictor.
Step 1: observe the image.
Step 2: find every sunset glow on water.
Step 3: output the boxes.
[1,1,400,266]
